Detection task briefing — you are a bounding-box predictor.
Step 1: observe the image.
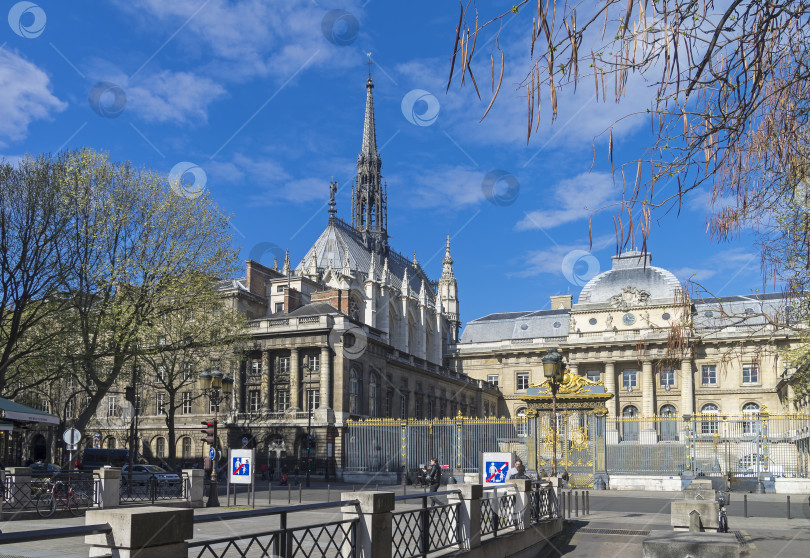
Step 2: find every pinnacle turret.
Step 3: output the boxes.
[282,249,291,276]
[441,235,454,279]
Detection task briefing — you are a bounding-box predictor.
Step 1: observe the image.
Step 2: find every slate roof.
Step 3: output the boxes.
[691,292,792,329]
[295,217,437,302]
[287,302,341,317]
[460,309,570,344]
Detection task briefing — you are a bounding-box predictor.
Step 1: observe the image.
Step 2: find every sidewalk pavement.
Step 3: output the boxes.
[3,484,810,557]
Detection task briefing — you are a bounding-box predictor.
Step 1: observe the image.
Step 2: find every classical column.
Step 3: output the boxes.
[290,348,300,410]
[604,362,618,445]
[640,360,658,444]
[320,346,331,409]
[262,351,271,410]
[641,361,654,417]
[569,363,579,376]
[604,362,616,417]
[681,357,694,416]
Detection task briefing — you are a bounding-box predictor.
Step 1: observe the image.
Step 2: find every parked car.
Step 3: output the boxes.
[737,453,783,476]
[121,464,181,487]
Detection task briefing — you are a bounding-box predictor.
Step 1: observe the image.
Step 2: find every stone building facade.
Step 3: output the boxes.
[451,250,800,444]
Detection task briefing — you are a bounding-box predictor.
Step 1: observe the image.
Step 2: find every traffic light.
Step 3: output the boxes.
[306,434,315,450]
[124,385,135,403]
[201,419,216,445]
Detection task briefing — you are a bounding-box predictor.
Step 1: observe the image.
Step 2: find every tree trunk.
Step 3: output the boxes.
[166,391,177,469]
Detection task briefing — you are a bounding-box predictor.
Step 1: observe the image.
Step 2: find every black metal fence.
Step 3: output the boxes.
[481,488,518,536]
[1,472,98,515]
[191,500,358,558]
[119,472,188,504]
[391,492,462,558]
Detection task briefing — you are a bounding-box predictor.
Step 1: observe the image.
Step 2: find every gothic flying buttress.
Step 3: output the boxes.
[352,68,388,253]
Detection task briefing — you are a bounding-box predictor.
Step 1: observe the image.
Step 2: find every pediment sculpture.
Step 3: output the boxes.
[608,285,651,310]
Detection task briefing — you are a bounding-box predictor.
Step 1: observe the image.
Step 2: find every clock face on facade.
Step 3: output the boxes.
[622,313,636,325]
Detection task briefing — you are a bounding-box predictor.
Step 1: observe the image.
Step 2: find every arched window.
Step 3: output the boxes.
[369,374,378,417]
[742,403,760,435]
[181,437,192,459]
[623,405,638,418]
[660,404,676,417]
[155,437,166,459]
[349,370,359,415]
[700,404,719,435]
[515,408,527,437]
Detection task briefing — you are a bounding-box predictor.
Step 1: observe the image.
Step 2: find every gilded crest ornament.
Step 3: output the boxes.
[529,369,604,395]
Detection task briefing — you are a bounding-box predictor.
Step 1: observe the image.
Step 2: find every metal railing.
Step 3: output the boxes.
[391,490,462,558]
[1,472,98,514]
[481,487,517,536]
[0,523,112,544]
[119,472,188,504]
[529,481,558,522]
[190,500,358,558]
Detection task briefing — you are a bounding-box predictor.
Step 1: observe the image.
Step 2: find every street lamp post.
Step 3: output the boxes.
[542,349,566,477]
[306,406,312,488]
[199,369,234,508]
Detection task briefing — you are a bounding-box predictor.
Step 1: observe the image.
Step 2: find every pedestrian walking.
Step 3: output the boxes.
[507,459,524,479]
[427,457,442,506]
[561,468,571,490]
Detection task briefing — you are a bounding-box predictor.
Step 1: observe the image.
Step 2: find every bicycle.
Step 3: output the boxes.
[36,479,90,518]
[716,491,729,533]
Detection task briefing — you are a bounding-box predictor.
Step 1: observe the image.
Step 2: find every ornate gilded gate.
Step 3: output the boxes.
[522,371,613,488]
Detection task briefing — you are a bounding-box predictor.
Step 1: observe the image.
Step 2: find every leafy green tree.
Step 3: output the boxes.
[56,148,239,433]
[0,155,74,396]
[138,288,248,468]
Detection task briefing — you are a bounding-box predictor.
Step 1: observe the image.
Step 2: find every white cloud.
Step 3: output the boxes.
[510,235,613,279]
[84,61,227,124]
[0,50,66,146]
[395,29,654,151]
[394,166,488,209]
[116,0,364,82]
[206,153,331,206]
[516,172,615,230]
[671,247,759,285]
[129,71,227,124]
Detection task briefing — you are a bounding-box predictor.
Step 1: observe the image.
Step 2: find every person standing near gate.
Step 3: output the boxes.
[426,457,442,505]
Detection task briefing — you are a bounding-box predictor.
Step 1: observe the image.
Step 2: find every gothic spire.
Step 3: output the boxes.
[360,71,379,163]
[352,66,388,252]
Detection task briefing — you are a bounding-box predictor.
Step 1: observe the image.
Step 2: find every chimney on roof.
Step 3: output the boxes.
[550,294,573,310]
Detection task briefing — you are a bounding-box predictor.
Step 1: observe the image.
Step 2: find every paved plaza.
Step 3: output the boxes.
[1,482,809,557]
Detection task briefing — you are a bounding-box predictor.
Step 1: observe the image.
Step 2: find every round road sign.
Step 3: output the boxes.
[62,428,81,446]
[208,447,216,460]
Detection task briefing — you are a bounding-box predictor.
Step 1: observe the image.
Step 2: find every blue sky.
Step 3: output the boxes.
[1,0,770,323]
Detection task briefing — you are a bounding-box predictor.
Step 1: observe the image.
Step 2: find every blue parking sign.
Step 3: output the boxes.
[485,461,508,484]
